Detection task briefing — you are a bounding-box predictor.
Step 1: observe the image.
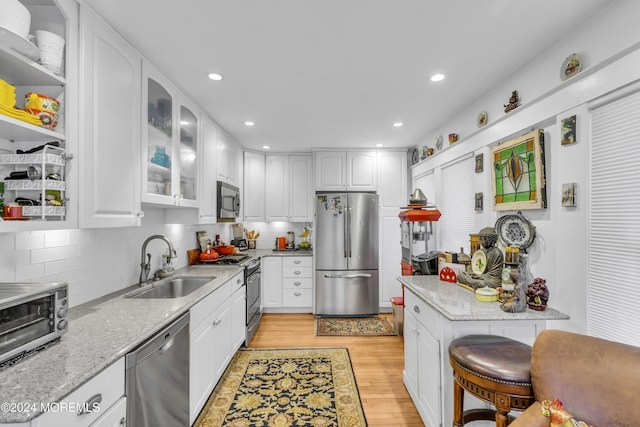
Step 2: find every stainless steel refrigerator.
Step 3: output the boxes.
[315,192,379,316]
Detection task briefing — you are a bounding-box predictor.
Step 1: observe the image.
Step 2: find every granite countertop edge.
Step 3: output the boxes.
[0,264,244,424]
[397,275,570,322]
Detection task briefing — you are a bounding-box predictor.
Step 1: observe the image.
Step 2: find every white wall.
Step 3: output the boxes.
[411,0,640,334]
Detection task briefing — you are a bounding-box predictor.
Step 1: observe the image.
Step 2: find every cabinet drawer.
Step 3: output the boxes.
[190,279,232,330]
[35,358,125,427]
[283,266,312,278]
[405,289,440,338]
[229,271,245,292]
[282,288,313,307]
[89,396,126,427]
[283,277,312,289]
[283,257,312,268]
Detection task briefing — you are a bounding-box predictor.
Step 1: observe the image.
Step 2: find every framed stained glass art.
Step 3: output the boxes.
[491,129,547,211]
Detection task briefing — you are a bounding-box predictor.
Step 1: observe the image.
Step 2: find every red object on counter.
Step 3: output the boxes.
[214,245,235,255]
[398,207,442,222]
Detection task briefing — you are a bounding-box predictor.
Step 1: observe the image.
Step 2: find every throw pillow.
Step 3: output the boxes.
[541,399,595,427]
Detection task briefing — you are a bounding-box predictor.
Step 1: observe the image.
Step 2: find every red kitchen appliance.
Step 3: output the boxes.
[399,195,441,276]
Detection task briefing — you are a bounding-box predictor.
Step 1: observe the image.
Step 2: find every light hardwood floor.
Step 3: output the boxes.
[247,313,425,427]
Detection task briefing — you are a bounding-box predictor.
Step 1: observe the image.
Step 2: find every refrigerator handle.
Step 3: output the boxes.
[343,203,349,258]
[346,204,352,258]
[323,273,372,279]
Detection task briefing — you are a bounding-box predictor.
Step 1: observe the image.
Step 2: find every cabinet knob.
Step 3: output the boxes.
[237,278,242,284]
[294,282,301,286]
[137,211,145,218]
[413,305,420,314]
[294,260,301,264]
[294,271,301,275]
[294,292,302,297]
[213,319,221,326]
[119,417,126,426]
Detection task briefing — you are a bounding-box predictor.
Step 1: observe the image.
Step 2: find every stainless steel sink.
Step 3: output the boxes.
[128,276,215,299]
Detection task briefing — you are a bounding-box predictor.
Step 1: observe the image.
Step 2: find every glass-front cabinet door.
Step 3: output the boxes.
[142,60,199,206]
[178,102,198,206]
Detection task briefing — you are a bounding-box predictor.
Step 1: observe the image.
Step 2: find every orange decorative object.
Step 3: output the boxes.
[401,260,413,276]
[398,207,442,222]
[440,266,458,283]
[214,245,235,255]
[24,92,60,129]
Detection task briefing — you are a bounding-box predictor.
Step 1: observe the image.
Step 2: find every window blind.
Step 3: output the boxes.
[437,155,475,252]
[589,87,640,346]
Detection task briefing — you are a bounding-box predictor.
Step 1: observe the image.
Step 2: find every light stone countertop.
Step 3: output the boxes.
[0,264,243,424]
[398,275,569,321]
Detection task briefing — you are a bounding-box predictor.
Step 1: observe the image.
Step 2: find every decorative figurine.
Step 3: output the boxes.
[457,227,504,289]
[504,90,519,113]
[527,277,549,311]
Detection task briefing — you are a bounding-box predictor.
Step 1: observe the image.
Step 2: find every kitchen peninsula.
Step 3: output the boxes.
[397,275,569,427]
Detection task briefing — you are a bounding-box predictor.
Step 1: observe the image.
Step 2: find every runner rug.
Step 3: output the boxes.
[194,347,367,427]
[316,317,396,336]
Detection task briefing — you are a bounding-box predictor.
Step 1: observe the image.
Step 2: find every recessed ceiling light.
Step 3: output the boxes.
[393,122,403,127]
[376,143,384,147]
[208,73,223,81]
[430,73,446,82]
[245,121,255,126]
[262,145,270,150]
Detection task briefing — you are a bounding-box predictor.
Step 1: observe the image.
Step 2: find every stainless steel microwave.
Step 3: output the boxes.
[0,282,68,365]
[217,181,240,222]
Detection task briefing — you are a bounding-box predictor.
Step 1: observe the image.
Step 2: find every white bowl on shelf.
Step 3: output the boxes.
[0,0,31,39]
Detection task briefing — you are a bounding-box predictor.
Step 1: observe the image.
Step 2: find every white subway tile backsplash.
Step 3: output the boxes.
[0,234,15,251]
[31,245,82,264]
[16,263,45,281]
[15,231,45,250]
[44,229,86,247]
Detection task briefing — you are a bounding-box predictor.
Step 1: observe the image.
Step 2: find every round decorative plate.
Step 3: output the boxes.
[411,148,419,165]
[560,53,582,81]
[471,250,487,275]
[435,135,443,150]
[477,111,488,128]
[494,212,536,249]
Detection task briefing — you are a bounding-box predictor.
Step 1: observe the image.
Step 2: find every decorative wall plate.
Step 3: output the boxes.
[411,148,419,165]
[477,111,488,128]
[420,145,428,159]
[471,250,487,275]
[494,211,536,250]
[561,53,582,81]
[435,135,443,150]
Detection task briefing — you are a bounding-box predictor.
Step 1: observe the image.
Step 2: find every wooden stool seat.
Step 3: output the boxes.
[448,335,535,427]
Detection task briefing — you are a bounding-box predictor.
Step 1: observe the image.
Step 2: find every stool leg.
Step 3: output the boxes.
[494,392,511,427]
[453,379,464,427]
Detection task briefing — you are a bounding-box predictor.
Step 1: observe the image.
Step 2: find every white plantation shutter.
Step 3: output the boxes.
[438,154,475,252]
[589,85,640,346]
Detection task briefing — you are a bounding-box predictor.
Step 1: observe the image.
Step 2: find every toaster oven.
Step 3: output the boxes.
[0,282,68,365]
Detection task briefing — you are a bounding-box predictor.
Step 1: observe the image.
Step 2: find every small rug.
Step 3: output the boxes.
[194,348,367,427]
[316,317,396,336]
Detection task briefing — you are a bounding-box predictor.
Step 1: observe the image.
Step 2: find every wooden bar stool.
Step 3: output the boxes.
[448,335,535,427]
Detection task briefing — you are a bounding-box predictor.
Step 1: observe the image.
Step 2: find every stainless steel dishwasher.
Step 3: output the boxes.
[126,312,190,427]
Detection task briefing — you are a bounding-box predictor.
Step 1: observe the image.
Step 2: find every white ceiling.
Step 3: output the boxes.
[82,0,613,153]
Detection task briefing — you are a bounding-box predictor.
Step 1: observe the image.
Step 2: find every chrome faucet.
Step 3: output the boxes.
[139,235,177,285]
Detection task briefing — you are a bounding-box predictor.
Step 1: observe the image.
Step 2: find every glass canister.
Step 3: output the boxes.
[469,234,480,255]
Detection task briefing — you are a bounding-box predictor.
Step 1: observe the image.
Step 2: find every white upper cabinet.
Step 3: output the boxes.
[79,5,143,228]
[243,151,266,221]
[264,154,313,222]
[314,150,377,191]
[197,114,218,224]
[217,130,240,187]
[377,150,407,207]
[141,61,199,207]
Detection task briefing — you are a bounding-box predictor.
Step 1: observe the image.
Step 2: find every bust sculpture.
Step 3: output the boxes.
[458,227,504,289]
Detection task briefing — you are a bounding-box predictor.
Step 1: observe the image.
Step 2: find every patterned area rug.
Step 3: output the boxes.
[194,348,367,427]
[316,317,396,336]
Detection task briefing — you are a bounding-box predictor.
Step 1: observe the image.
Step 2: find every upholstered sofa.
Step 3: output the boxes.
[510,329,640,426]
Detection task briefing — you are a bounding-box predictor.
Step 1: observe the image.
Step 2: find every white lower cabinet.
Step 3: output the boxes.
[32,358,125,427]
[262,256,313,311]
[403,286,546,427]
[88,397,126,427]
[189,271,245,425]
[282,257,313,308]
